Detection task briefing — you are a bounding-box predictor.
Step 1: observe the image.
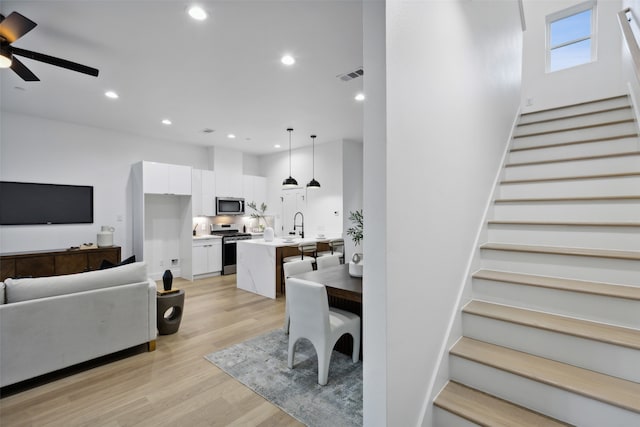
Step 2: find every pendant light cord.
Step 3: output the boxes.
[287,128,293,177]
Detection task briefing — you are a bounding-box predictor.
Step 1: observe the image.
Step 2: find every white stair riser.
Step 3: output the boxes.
[512,122,637,149]
[462,314,640,382]
[514,109,634,136]
[450,356,640,427]
[480,250,640,285]
[502,155,640,180]
[508,138,639,164]
[433,407,480,427]
[487,225,640,251]
[493,201,640,222]
[519,98,631,124]
[499,176,640,199]
[472,278,640,329]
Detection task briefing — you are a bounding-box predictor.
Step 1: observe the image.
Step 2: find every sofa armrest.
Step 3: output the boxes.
[147,278,158,341]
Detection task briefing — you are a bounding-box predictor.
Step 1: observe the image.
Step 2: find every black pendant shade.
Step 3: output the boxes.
[307,134,321,189]
[282,128,298,188]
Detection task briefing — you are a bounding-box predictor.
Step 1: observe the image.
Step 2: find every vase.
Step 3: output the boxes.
[348,253,363,277]
[162,269,173,291]
[264,227,274,242]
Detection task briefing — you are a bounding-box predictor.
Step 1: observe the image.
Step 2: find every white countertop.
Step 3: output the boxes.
[239,235,340,247]
[193,235,223,240]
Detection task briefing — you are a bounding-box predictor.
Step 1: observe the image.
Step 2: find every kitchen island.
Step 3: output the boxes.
[236,236,338,299]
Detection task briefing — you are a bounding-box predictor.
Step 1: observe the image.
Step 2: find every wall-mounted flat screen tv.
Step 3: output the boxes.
[0,181,94,225]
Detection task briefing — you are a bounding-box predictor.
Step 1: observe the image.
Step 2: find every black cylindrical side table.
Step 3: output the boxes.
[157,289,185,335]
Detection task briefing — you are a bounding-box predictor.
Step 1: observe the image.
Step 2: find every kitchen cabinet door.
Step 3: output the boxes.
[201,170,216,216]
[253,176,267,208]
[142,162,170,194]
[192,169,203,216]
[168,164,192,195]
[192,244,208,275]
[243,175,254,204]
[208,241,222,272]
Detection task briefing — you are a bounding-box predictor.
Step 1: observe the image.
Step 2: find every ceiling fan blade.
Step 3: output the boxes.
[0,12,37,43]
[11,46,99,77]
[10,56,39,81]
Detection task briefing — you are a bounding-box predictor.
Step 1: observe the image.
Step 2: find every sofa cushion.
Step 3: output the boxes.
[100,254,136,270]
[4,261,148,304]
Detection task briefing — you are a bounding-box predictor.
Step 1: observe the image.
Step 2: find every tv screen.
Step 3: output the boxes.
[0,181,94,225]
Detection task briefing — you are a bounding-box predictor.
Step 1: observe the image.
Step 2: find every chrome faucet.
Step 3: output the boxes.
[293,211,304,238]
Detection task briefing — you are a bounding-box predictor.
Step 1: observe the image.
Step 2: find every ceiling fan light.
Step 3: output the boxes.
[0,47,12,68]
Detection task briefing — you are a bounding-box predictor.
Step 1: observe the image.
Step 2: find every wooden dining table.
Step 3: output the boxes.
[291,264,363,358]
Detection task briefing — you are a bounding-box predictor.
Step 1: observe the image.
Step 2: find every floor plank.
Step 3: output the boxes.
[0,275,302,427]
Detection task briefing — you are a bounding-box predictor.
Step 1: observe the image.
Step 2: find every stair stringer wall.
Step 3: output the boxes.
[419,108,521,427]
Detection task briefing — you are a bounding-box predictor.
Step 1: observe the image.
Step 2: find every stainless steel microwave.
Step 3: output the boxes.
[216,197,245,215]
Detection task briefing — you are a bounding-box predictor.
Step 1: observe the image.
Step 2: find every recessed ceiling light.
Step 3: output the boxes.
[355,93,365,101]
[105,90,119,99]
[227,134,236,139]
[281,55,295,66]
[162,119,172,125]
[188,6,207,20]
[274,144,281,148]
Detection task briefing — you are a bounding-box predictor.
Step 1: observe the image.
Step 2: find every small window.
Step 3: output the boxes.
[547,1,596,72]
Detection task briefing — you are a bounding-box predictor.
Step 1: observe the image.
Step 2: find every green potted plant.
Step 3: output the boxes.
[346,209,363,277]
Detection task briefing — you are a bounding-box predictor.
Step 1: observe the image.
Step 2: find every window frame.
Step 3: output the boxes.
[546,0,597,73]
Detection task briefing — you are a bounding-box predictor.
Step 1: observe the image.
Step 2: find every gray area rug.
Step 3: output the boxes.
[204,329,362,427]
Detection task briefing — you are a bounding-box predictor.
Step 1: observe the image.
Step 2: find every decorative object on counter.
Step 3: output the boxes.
[264,227,275,241]
[347,209,364,277]
[282,128,298,188]
[193,224,197,236]
[162,269,173,291]
[307,134,321,189]
[97,225,115,247]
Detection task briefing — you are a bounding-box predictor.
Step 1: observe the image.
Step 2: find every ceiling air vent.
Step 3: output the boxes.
[337,67,363,82]
[202,128,215,134]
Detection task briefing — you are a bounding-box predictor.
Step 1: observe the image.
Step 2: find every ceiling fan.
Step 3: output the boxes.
[0,11,99,81]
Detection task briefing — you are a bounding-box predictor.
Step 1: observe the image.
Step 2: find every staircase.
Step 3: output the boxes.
[433,95,640,426]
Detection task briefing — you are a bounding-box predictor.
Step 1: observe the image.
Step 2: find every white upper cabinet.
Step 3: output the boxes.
[192,169,216,217]
[142,161,191,195]
[213,147,243,197]
[243,175,267,208]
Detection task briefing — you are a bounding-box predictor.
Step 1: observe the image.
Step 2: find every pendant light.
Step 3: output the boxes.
[307,134,321,189]
[282,128,298,188]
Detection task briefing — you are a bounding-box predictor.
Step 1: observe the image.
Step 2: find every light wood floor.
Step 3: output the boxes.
[0,275,303,426]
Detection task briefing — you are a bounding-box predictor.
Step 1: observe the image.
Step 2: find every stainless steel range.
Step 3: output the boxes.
[210,224,252,275]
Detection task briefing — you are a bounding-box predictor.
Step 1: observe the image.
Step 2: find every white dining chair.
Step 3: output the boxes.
[286,277,360,386]
[282,259,314,334]
[281,242,318,293]
[316,254,340,270]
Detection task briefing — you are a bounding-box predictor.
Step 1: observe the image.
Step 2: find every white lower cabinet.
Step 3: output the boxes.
[193,238,222,276]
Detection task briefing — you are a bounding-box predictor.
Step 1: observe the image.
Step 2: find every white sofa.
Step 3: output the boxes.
[0,261,157,387]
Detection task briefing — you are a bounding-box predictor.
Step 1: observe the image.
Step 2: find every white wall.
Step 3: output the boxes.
[0,112,209,256]
[521,0,625,111]
[383,1,523,425]
[362,0,388,424]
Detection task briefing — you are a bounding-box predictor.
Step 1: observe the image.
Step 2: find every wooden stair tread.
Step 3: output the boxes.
[495,195,640,203]
[510,133,638,152]
[513,119,635,139]
[505,151,640,168]
[480,242,640,261]
[473,269,640,301]
[520,95,629,117]
[434,381,573,427]
[451,337,640,413]
[501,171,640,184]
[463,300,640,350]
[487,220,640,227]
[517,106,632,127]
